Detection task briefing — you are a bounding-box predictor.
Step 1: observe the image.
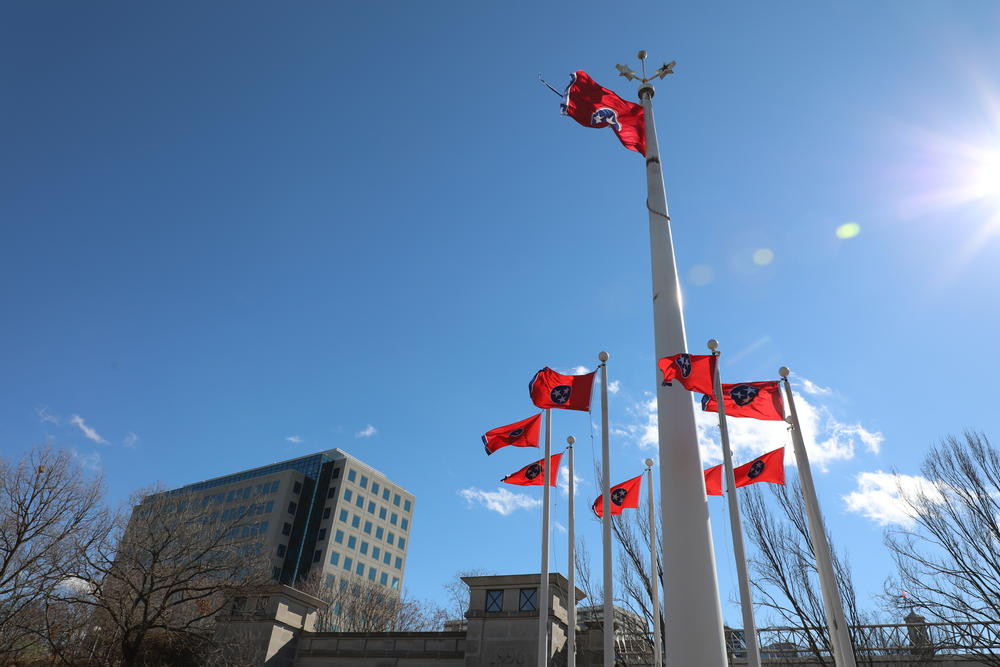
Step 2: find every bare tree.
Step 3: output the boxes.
[442,568,490,623]
[299,572,446,633]
[885,431,1000,666]
[0,446,106,658]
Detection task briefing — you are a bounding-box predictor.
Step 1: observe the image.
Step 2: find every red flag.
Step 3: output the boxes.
[482,413,542,456]
[561,70,646,156]
[704,447,786,496]
[592,474,643,518]
[501,453,562,487]
[657,353,716,395]
[704,464,723,496]
[701,381,784,421]
[529,367,595,412]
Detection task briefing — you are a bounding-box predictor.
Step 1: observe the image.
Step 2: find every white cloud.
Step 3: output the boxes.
[572,366,592,376]
[800,378,833,396]
[553,520,567,534]
[36,407,60,425]
[557,462,585,497]
[286,435,303,443]
[69,415,107,445]
[620,378,883,472]
[844,471,943,527]
[71,449,102,472]
[608,380,620,395]
[457,487,541,516]
[356,425,377,438]
[59,576,95,595]
[123,432,139,448]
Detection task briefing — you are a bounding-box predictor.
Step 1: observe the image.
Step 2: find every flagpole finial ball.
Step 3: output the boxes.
[567,436,575,445]
[637,50,647,60]
[707,339,719,351]
[645,458,654,468]
[598,351,610,362]
[778,366,790,378]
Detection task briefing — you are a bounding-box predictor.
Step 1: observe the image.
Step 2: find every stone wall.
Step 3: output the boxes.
[293,631,466,666]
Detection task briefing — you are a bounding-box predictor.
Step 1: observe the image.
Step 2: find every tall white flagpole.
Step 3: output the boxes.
[779,367,856,667]
[708,339,762,667]
[567,435,577,667]
[598,351,614,667]
[538,408,552,667]
[635,55,729,665]
[644,459,662,667]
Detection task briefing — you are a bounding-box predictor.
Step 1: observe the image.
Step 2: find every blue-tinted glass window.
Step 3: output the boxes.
[360,541,369,555]
[351,515,360,528]
[485,590,503,612]
[363,521,372,534]
[375,527,384,539]
[355,562,364,575]
[265,501,274,513]
[391,577,400,591]
[379,507,387,519]
[371,482,380,495]
[343,557,352,571]
[367,501,375,514]
[380,572,388,586]
[348,536,357,549]
[387,532,395,546]
[335,529,344,543]
[372,546,381,559]
[398,537,406,550]
[326,574,335,587]
[519,588,537,612]
[344,489,352,502]
[288,501,297,514]
[383,551,391,565]
[395,557,402,569]
[382,488,390,501]
[348,470,356,482]
[368,567,376,581]
[360,475,368,489]
[339,509,348,522]
[393,494,401,507]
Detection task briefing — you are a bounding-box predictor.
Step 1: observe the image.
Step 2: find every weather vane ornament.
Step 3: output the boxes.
[615,50,676,83]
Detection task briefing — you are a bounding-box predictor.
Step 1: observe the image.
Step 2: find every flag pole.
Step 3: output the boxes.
[635,55,729,665]
[644,458,662,667]
[538,408,552,667]
[708,339,762,667]
[779,367,856,667]
[567,435,577,667]
[598,351,614,667]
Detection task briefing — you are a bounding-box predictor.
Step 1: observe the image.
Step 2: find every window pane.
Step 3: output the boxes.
[519,588,537,612]
[398,538,406,550]
[379,507,386,519]
[382,489,390,500]
[360,475,368,489]
[343,557,352,571]
[348,536,357,549]
[390,513,398,525]
[351,515,360,528]
[364,521,372,534]
[355,562,364,575]
[394,557,402,569]
[372,546,381,559]
[387,532,394,545]
[287,501,297,514]
[344,489,352,502]
[401,518,408,531]
[355,495,363,508]
[360,541,369,555]
[404,500,411,512]
[375,527,384,539]
[335,530,344,543]
[367,501,375,514]
[371,482,380,495]
[486,590,503,612]
[339,509,348,522]
[348,470,356,482]
[393,494,401,507]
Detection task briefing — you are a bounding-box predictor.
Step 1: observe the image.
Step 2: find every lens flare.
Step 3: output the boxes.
[836,222,861,239]
[752,248,774,265]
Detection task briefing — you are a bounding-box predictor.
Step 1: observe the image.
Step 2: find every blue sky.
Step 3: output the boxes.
[3,0,1000,627]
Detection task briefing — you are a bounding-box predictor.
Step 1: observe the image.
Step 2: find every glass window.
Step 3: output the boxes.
[277,544,287,557]
[383,551,391,565]
[265,500,274,513]
[360,475,368,489]
[390,513,398,526]
[380,572,388,586]
[403,499,411,512]
[398,537,406,550]
[348,536,357,549]
[293,481,302,494]
[387,532,395,546]
[363,521,372,534]
[382,488,390,501]
[375,527,384,539]
[344,489,352,502]
[332,467,340,479]
[393,494,401,507]
[339,509,348,522]
[368,567,376,581]
[371,482,380,495]
[355,495,363,508]
[227,490,235,502]
[355,562,364,576]
[318,528,326,541]
[401,518,408,531]
[323,507,331,519]
[391,577,399,591]
[351,515,360,528]
[519,588,537,612]
[260,521,269,534]
[360,541,369,555]
[335,529,344,543]
[348,470,356,482]
[326,574,335,587]
[367,501,375,514]
[395,557,402,569]
[242,487,251,499]
[372,546,381,560]
[271,481,280,493]
[313,550,321,563]
[327,486,337,499]
[379,507,387,519]
[287,501,297,514]
[485,590,503,613]
[343,557,352,571]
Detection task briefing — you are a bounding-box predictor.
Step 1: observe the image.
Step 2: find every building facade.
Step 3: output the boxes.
[139,449,414,594]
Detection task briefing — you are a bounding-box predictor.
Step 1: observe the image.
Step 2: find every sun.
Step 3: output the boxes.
[967,150,1000,201]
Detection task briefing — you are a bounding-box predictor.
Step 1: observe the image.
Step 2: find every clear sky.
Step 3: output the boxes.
[3,0,1000,628]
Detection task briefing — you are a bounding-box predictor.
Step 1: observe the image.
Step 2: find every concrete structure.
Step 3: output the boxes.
[139,449,414,596]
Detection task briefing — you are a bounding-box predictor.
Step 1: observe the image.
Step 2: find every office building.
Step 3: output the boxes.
[140,449,414,591]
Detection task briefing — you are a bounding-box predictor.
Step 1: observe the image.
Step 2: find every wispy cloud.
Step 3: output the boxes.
[801,378,833,396]
[69,415,107,445]
[608,380,620,395]
[553,520,567,534]
[844,471,943,527]
[286,435,303,444]
[617,378,883,472]
[122,432,139,448]
[36,407,60,425]
[71,449,102,472]
[457,487,541,515]
[356,425,377,438]
[557,463,585,497]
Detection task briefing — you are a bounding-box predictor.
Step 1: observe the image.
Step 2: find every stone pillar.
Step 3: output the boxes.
[215,585,326,666]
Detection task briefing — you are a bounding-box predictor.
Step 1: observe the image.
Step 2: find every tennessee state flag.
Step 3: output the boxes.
[658,353,716,395]
[529,367,595,412]
[592,474,642,518]
[482,413,542,456]
[704,447,786,496]
[501,453,562,487]
[562,70,646,156]
[701,381,784,421]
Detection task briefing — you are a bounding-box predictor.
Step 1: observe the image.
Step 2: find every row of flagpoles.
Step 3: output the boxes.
[479,348,855,667]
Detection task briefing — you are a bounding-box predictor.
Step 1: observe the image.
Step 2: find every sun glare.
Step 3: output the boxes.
[968,150,1000,200]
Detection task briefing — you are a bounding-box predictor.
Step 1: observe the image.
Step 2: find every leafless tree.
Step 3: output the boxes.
[442,568,490,623]
[0,446,106,658]
[885,431,1000,666]
[299,572,446,633]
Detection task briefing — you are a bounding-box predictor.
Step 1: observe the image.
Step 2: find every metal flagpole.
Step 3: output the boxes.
[567,435,577,667]
[779,367,857,667]
[598,351,614,667]
[708,339,762,667]
[644,459,662,667]
[538,408,552,667]
[624,51,729,665]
